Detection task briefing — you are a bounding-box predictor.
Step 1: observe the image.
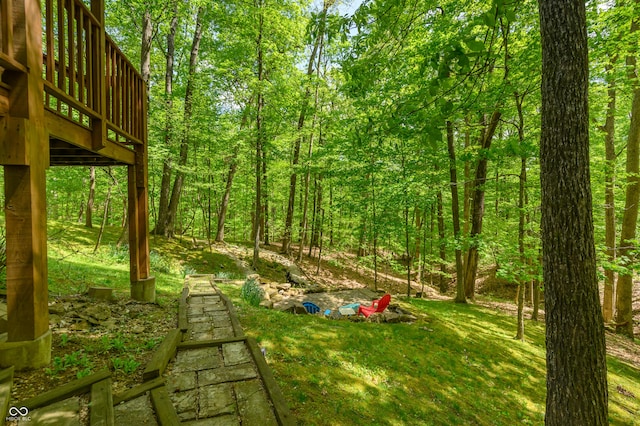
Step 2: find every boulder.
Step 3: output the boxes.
[286,272,308,287]
[397,314,417,322]
[259,300,274,309]
[276,283,292,291]
[273,301,308,314]
[85,305,111,322]
[88,286,114,301]
[48,303,66,315]
[366,313,384,323]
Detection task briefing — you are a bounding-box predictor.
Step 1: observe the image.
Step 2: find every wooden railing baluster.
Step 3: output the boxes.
[35,0,145,146]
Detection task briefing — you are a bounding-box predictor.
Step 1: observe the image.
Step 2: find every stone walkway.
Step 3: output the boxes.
[114,275,294,425]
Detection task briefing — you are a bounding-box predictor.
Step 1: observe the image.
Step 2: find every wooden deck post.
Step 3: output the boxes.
[0,0,51,369]
[128,105,154,302]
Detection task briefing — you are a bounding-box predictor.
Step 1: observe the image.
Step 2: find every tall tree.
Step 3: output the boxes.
[463,110,501,299]
[252,0,266,269]
[166,6,205,237]
[614,5,640,339]
[602,59,616,323]
[446,121,466,303]
[154,1,179,237]
[538,0,608,422]
[282,0,334,254]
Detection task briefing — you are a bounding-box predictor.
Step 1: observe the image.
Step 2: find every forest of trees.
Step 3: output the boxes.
[29,0,638,344]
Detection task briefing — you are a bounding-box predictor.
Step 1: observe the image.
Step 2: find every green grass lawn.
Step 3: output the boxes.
[220,284,640,426]
[15,222,638,425]
[41,221,244,303]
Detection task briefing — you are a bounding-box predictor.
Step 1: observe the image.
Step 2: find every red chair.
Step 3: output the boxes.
[358,294,391,318]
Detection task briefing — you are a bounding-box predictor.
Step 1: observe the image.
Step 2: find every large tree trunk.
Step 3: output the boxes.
[446,121,466,303]
[140,9,152,85]
[154,2,178,237]
[166,7,204,238]
[614,10,640,339]
[463,111,501,299]
[539,0,608,422]
[603,61,617,323]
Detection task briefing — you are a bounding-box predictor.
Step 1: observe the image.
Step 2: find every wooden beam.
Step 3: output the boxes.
[45,111,135,165]
[19,370,111,410]
[4,164,49,341]
[2,0,49,349]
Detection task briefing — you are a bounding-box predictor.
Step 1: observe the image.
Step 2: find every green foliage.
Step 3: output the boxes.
[98,334,127,353]
[150,250,174,273]
[181,264,198,277]
[106,244,129,263]
[111,356,141,374]
[46,350,94,379]
[240,278,264,307]
[144,337,163,350]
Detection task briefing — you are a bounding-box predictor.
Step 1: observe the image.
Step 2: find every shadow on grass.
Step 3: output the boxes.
[224,291,639,426]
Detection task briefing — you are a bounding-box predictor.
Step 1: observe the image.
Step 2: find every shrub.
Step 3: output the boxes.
[150,250,173,273]
[240,278,263,307]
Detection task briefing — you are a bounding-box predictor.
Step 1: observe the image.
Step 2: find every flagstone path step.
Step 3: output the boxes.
[7,275,294,425]
[115,274,295,425]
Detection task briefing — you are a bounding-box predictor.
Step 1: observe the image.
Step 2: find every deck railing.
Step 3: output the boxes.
[42,0,145,147]
[0,0,28,73]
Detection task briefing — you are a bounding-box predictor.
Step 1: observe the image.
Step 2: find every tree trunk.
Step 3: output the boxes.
[614,9,640,338]
[252,0,265,269]
[140,9,152,85]
[262,148,270,245]
[166,7,204,238]
[216,157,237,243]
[446,121,466,303]
[414,206,424,284]
[316,208,325,275]
[297,132,315,261]
[216,103,251,243]
[94,168,115,253]
[85,166,96,228]
[436,190,446,293]
[154,2,178,237]
[539,0,608,422]
[602,61,617,323]
[531,276,540,321]
[515,91,527,340]
[282,1,332,254]
[463,110,501,299]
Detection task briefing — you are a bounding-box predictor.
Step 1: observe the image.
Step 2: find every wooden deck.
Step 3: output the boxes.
[0,0,153,369]
[1,0,146,166]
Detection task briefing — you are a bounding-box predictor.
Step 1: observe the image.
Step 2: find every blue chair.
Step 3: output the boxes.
[303,301,320,314]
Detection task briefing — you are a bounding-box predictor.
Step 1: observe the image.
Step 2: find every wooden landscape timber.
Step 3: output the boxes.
[0,0,153,369]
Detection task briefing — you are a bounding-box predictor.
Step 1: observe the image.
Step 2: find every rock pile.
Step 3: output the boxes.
[254,278,418,323]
